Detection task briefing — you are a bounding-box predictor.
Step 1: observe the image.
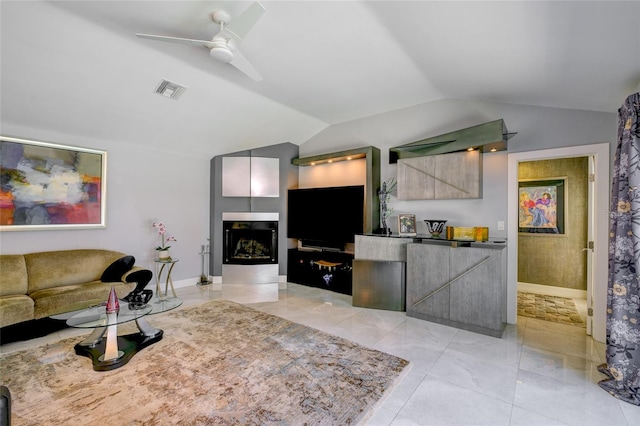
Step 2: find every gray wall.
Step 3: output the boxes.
[0,98,617,284]
[210,142,299,277]
[300,98,616,240]
[0,123,210,281]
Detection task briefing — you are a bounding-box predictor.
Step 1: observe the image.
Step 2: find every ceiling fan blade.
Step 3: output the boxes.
[229,49,262,81]
[136,33,215,49]
[224,1,265,42]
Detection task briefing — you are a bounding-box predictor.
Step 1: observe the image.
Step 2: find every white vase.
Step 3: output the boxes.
[158,250,170,260]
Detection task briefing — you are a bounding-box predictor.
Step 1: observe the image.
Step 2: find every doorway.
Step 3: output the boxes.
[516,156,590,332]
[507,143,610,343]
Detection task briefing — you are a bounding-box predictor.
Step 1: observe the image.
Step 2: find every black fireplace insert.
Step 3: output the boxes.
[223,221,278,265]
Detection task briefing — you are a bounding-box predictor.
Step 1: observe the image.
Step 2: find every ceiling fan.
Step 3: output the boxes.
[136,1,265,81]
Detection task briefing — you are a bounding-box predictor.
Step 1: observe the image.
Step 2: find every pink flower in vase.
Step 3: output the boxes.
[153,222,177,251]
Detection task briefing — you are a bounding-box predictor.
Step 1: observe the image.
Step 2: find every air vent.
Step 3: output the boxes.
[154,79,187,100]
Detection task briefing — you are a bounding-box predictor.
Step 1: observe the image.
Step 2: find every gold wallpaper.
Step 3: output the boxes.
[518,157,589,290]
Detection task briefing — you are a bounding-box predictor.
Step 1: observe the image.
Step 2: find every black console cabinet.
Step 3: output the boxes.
[287,248,354,295]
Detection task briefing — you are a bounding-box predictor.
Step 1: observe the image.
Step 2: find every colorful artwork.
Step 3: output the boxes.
[518,179,565,234]
[0,136,106,231]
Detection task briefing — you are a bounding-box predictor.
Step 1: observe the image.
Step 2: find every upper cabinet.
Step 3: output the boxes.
[398,150,481,200]
[222,156,280,198]
[390,119,515,200]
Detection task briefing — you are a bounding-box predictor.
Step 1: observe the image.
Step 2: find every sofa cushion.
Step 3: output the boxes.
[0,295,34,327]
[30,281,132,319]
[101,256,135,282]
[0,255,28,297]
[25,249,127,294]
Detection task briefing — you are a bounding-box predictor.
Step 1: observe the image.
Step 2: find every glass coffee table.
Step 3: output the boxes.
[64,297,182,371]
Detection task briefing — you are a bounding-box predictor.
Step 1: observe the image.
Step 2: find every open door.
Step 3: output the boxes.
[585,156,595,335]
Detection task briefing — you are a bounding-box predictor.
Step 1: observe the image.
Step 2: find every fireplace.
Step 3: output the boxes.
[223,218,278,265]
[220,212,279,284]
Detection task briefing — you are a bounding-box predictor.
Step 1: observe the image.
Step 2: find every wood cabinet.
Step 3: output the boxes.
[397,151,481,200]
[406,242,507,337]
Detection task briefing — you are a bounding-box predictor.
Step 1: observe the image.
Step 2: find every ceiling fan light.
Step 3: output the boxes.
[210,46,233,63]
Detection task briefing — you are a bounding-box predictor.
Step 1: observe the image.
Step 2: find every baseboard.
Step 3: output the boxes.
[517,282,587,299]
[172,277,204,289]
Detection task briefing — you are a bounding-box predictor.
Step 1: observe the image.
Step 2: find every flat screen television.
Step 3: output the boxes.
[287,185,364,250]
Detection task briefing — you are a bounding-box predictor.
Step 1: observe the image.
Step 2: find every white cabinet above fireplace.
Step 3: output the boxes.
[222,157,279,197]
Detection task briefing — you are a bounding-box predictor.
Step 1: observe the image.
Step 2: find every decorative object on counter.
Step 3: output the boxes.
[398,214,417,237]
[378,177,396,235]
[423,219,447,237]
[445,226,489,241]
[197,240,212,286]
[153,221,177,260]
[475,227,489,241]
[105,286,120,314]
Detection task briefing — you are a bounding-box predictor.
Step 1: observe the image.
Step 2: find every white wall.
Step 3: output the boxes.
[0,124,210,282]
[300,98,617,238]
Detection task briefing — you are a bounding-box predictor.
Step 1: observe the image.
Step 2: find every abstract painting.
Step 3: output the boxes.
[518,178,565,234]
[0,136,106,231]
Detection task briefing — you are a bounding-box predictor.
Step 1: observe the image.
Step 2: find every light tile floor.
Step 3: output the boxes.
[2,283,638,425]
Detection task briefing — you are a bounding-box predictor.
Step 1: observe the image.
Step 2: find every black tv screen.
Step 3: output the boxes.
[288,185,364,249]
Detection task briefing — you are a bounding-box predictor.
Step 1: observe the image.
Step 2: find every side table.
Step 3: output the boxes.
[155,258,179,298]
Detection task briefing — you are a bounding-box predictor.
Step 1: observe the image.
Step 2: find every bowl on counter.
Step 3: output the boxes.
[423,220,448,237]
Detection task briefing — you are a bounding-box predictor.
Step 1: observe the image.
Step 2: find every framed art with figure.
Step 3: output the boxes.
[518,178,565,235]
[0,136,107,231]
[398,213,417,237]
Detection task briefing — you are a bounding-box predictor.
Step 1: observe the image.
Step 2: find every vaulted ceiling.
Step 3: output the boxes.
[1,1,638,158]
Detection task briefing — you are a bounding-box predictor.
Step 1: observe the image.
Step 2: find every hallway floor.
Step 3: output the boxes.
[2,283,638,425]
[517,291,587,327]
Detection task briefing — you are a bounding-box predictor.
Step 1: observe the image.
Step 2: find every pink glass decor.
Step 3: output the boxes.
[106,286,120,314]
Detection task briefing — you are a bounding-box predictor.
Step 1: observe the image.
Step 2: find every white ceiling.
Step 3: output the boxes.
[1,1,639,158]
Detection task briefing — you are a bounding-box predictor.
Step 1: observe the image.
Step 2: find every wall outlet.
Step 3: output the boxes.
[497,221,505,231]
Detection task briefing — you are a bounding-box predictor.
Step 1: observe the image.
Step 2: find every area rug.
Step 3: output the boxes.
[0,300,410,425]
[517,291,586,327]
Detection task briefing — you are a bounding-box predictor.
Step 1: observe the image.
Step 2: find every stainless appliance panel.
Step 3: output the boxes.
[352,260,405,311]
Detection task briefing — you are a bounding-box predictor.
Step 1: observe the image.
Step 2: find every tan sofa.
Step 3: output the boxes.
[0,249,151,328]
